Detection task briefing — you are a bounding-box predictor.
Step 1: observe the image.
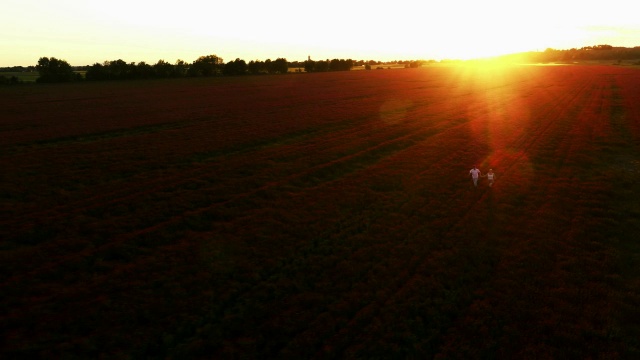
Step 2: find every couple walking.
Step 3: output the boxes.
[469,166,495,187]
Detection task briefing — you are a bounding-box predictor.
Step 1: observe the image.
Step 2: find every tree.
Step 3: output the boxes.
[248,60,265,75]
[270,58,288,74]
[188,55,223,76]
[105,59,131,79]
[223,58,247,76]
[174,59,188,77]
[315,60,329,72]
[134,61,154,78]
[36,57,77,82]
[329,59,353,71]
[264,59,273,74]
[153,59,174,78]
[304,60,315,73]
[85,62,106,81]
[0,75,21,85]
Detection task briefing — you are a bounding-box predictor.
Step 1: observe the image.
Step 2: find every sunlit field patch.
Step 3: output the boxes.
[1,65,639,358]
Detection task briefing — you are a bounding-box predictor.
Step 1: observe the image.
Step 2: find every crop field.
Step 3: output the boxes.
[0,72,40,83]
[1,65,639,358]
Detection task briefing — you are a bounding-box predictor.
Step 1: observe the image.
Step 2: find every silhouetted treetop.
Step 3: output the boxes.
[36,57,79,83]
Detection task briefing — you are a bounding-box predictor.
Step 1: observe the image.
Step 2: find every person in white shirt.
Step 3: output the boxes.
[469,166,482,187]
[485,169,496,187]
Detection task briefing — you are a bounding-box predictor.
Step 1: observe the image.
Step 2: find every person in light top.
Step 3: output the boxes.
[485,169,496,187]
[469,166,481,187]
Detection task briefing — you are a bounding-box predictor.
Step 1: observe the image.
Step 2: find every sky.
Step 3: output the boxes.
[2,0,639,67]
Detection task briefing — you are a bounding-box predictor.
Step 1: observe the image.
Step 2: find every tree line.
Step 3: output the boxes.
[8,44,639,84]
[83,56,293,80]
[303,58,354,72]
[28,55,429,83]
[2,56,424,85]
[493,45,640,64]
[31,54,363,83]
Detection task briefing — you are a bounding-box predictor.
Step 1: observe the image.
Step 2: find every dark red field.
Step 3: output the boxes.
[2,65,639,358]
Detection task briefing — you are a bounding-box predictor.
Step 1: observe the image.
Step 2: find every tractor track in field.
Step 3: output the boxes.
[4,66,639,358]
[167,140,481,355]
[208,91,543,354]
[1,86,469,237]
[1,86,457,237]
[477,73,595,188]
[0,115,478,343]
[325,72,610,356]
[275,73,608,355]
[433,78,633,356]
[0,71,550,330]
[0,104,474,287]
[1,84,513,336]
[1,112,385,231]
[0,73,552,275]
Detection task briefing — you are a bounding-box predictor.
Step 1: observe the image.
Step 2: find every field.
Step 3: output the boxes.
[0,72,40,83]
[0,71,87,83]
[1,65,639,358]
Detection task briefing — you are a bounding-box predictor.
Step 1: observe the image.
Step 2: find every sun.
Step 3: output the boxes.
[433,23,546,60]
[413,2,603,61]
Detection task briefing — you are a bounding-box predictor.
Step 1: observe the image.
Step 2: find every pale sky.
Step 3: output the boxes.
[2,0,639,66]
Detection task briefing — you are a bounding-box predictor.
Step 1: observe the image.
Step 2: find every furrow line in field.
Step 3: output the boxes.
[332,98,592,358]
[514,78,592,157]
[191,188,460,354]
[1,120,316,215]
[617,74,640,143]
[2,74,519,341]
[268,138,497,354]
[553,81,610,169]
[155,111,491,353]
[282,204,495,352]
[1,94,390,206]
[1,114,387,233]
[429,76,620,354]
[303,77,605,355]
[1,117,209,156]
[0,117,470,344]
[1,69,592,354]
[5,83,470,226]
[279,132,508,350]
[3,111,476,302]
[153,91,525,353]
[1,83,481,236]
[7,67,639,357]
[468,74,596,195]
[473,82,590,212]
[0,115,465,286]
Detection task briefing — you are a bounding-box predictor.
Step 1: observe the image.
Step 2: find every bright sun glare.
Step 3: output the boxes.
[1,0,639,66]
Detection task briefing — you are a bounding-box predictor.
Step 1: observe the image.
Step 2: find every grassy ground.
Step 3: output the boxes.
[1,65,639,358]
[0,71,87,82]
[0,71,39,82]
